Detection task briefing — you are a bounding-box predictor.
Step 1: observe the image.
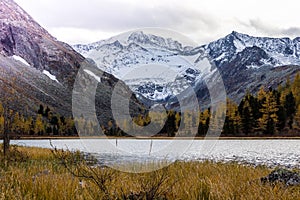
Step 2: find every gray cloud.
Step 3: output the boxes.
[249,19,300,39]
[281,27,300,37]
[16,0,219,34]
[15,0,300,44]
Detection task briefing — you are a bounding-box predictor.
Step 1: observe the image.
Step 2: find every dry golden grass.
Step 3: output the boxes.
[0,146,299,199]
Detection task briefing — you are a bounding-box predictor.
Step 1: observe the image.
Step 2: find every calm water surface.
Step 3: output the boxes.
[10,139,300,168]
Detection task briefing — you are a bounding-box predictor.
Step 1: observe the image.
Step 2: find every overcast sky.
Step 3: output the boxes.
[14,0,300,45]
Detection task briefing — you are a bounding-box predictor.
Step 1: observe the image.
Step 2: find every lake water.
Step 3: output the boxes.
[11,139,300,169]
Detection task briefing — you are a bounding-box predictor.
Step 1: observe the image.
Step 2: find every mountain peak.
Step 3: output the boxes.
[230,31,247,36]
[0,0,84,85]
[228,30,253,38]
[0,0,33,22]
[128,31,149,43]
[229,30,295,42]
[0,0,52,38]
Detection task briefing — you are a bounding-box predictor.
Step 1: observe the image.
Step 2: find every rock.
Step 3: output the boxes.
[261,168,300,186]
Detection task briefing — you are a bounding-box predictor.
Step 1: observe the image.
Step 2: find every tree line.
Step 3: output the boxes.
[220,73,300,136]
[0,104,76,137]
[1,73,300,137]
[120,73,300,137]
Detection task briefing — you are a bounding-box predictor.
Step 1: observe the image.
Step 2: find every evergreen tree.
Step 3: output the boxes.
[223,99,240,136]
[107,120,114,136]
[24,117,33,135]
[292,73,300,106]
[238,94,256,135]
[257,86,267,103]
[284,91,296,129]
[45,106,50,118]
[258,92,279,135]
[175,112,181,131]
[65,117,75,136]
[293,105,300,132]
[37,105,44,115]
[166,110,176,137]
[34,114,45,135]
[197,109,210,136]
[276,105,287,132]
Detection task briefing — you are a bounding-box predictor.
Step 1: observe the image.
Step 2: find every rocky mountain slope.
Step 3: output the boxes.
[74,31,300,108]
[74,31,199,102]
[191,31,300,106]
[0,0,83,86]
[0,0,145,125]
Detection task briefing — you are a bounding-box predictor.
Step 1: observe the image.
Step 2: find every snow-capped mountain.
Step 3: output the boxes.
[74,31,204,101]
[74,31,300,104]
[205,31,300,68]
[195,31,300,104]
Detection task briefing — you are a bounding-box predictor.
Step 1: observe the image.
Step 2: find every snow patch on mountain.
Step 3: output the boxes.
[12,55,30,66]
[246,64,261,69]
[233,38,245,52]
[84,69,101,82]
[42,70,59,83]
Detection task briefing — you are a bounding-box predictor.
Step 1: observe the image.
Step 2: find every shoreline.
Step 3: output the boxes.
[0,146,299,199]
[9,136,300,140]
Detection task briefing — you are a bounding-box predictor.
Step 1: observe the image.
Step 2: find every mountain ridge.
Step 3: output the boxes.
[0,0,146,124]
[73,30,300,106]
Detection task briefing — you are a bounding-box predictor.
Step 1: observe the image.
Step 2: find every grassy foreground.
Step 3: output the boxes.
[0,146,299,200]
